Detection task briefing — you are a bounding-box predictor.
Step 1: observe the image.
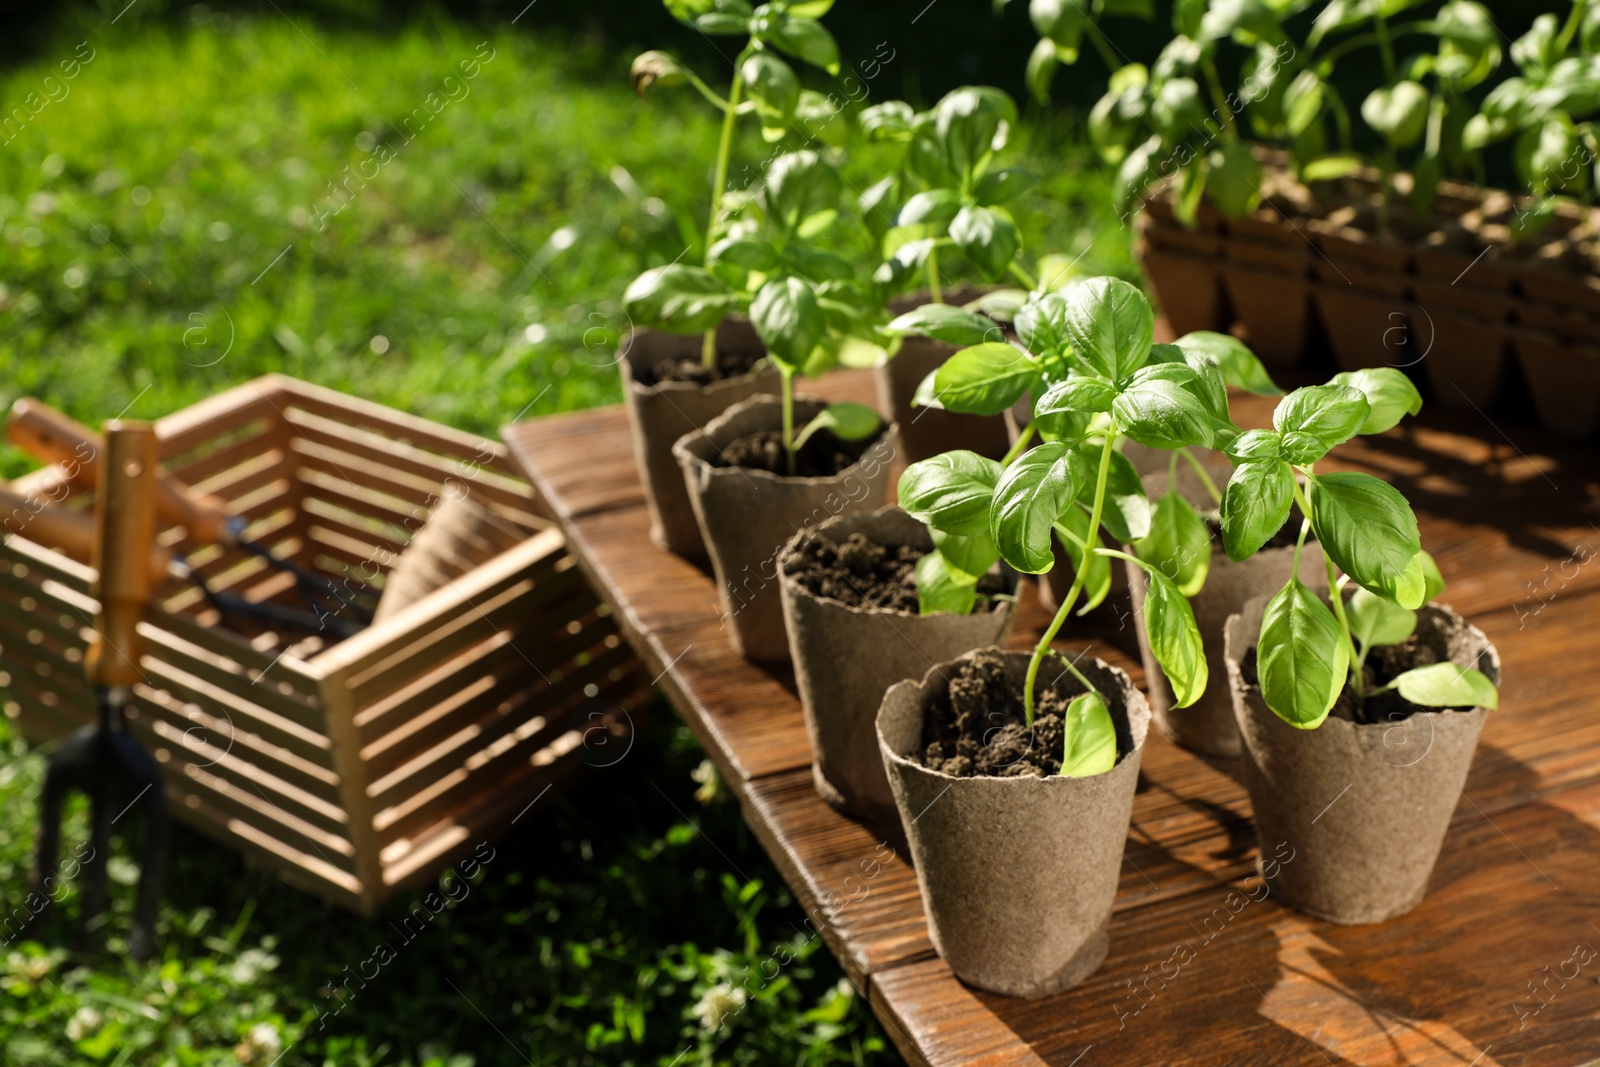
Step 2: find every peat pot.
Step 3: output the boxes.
[777,507,1018,825]
[877,650,1149,997]
[674,395,897,662]
[1224,596,1500,924]
[619,320,780,559]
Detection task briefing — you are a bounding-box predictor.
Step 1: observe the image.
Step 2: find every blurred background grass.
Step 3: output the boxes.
[0,4,1136,1065]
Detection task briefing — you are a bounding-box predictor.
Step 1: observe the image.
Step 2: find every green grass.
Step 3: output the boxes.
[0,9,1134,1064]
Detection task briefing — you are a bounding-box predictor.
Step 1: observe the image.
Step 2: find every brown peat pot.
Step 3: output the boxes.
[674,395,897,662]
[777,507,1018,824]
[877,650,1149,997]
[1224,596,1500,925]
[619,320,780,558]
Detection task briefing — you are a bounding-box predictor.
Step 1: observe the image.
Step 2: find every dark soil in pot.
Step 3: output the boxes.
[1225,596,1500,925]
[676,395,897,662]
[877,649,1148,997]
[620,320,780,559]
[713,428,877,478]
[778,508,1016,824]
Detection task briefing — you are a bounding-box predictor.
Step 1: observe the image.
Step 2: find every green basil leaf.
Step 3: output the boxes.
[1112,377,1215,450]
[886,304,1001,346]
[792,402,881,452]
[708,236,780,271]
[1300,154,1365,181]
[1205,139,1262,218]
[1329,368,1423,434]
[1034,376,1119,417]
[991,442,1081,573]
[1014,291,1070,358]
[1225,427,1282,463]
[911,367,943,410]
[623,264,739,333]
[1419,549,1445,603]
[973,167,1041,206]
[750,276,825,372]
[1143,564,1208,708]
[931,342,1041,416]
[1060,276,1155,382]
[1175,331,1281,395]
[1221,460,1293,561]
[859,100,914,139]
[898,450,1003,536]
[1362,81,1430,147]
[1346,585,1417,647]
[1094,446,1153,543]
[897,188,962,227]
[949,204,1021,282]
[741,51,800,129]
[933,86,1018,177]
[930,526,1001,582]
[915,550,979,616]
[1258,579,1349,728]
[1060,689,1118,777]
[1284,70,1325,137]
[1272,383,1370,463]
[1136,491,1212,597]
[764,150,843,236]
[1054,510,1112,614]
[1306,471,1425,608]
[1026,36,1060,105]
[1391,662,1499,709]
[763,13,841,74]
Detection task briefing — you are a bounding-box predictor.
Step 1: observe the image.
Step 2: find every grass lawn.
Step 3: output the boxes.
[0,8,1133,1064]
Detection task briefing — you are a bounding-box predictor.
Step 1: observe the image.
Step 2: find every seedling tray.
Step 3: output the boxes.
[0,375,648,914]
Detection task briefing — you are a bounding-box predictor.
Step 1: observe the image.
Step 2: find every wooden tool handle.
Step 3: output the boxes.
[86,422,160,688]
[0,484,173,575]
[8,397,236,544]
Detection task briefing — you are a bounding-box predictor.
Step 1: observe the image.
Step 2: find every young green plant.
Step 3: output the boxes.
[626,149,883,474]
[898,278,1233,777]
[631,0,843,365]
[858,86,1038,302]
[1216,366,1499,727]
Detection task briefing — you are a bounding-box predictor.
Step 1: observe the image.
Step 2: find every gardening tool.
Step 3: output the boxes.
[0,483,363,639]
[7,398,375,628]
[31,421,169,961]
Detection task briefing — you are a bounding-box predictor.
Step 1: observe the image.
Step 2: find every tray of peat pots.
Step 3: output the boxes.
[876,278,1254,996]
[618,6,846,555]
[777,507,1019,828]
[855,86,1047,466]
[1208,370,1502,924]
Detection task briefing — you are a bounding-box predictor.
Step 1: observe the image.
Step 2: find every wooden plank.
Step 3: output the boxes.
[875,780,1600,1067]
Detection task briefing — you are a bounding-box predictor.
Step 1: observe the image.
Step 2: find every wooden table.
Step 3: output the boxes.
[505,367,1600,1066]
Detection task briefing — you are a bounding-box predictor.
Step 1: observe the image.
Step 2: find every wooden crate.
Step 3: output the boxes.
[0,374,650,914]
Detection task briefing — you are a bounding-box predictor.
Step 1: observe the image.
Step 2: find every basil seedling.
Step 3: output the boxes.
[628,0,842,365]
[1213,365,1498,727]
[630,148,883,474]
[899,277,1249,777]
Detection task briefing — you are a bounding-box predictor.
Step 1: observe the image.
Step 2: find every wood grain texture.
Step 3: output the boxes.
[504,366,1600,1067]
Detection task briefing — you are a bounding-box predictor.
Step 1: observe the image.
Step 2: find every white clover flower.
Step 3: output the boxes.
[65,1005,102,1042]
[690,758,722,805]
[690,982,746,1032]
[233,1021,282,1064]
[228,948,278,985]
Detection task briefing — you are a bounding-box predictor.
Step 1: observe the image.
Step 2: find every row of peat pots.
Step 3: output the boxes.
[1140,167,1600,442]
[615,312,1501,1000]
